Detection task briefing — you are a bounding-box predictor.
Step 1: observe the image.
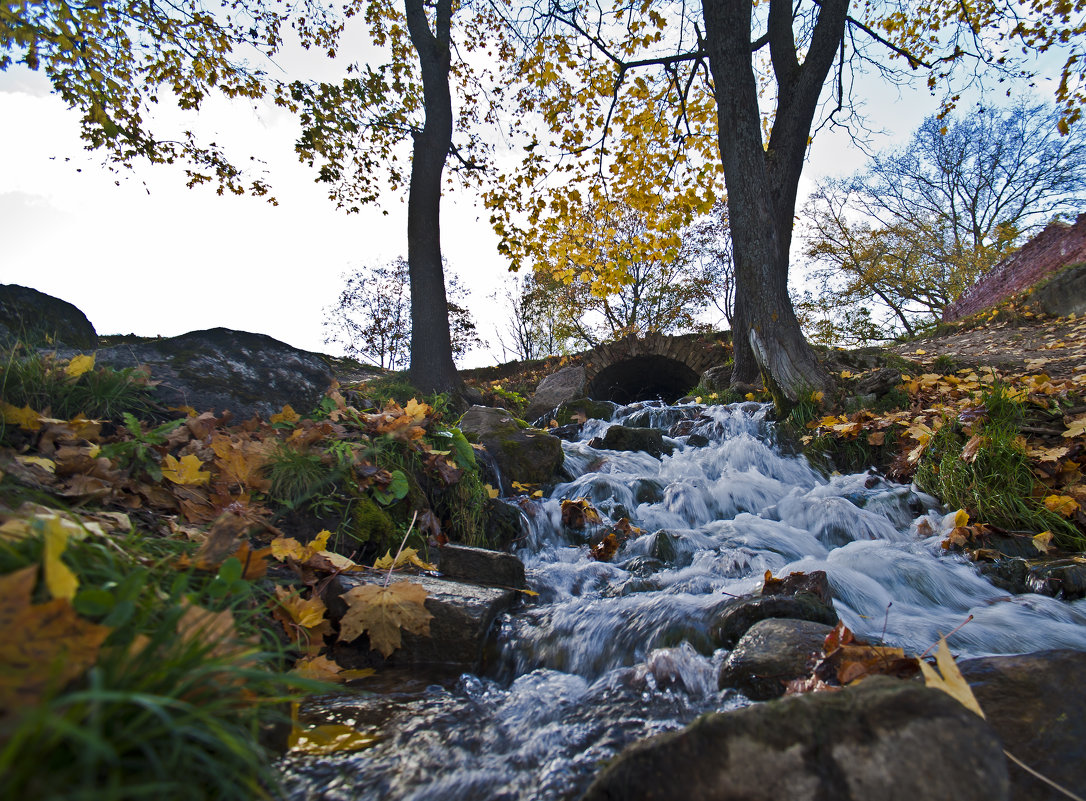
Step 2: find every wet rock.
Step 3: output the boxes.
[961,650,1086,800]
[551,422,585,441]
[525,366,587,423]
[0,284,98,349]
[647,530,678,563]
[326,572,519,671]
[88,327,334,420]
[458,405,564,491]
[483,497,525,549]
[634,480,665,505]
[581,677,1009,801]
[685,433,710,448]
[1025,560,1086,599]
[978,558,1031,595]
[708,594,838,648]
[717,619,833,700]
[437,543,526,589]
[589,425,675,459]
[623,556,665,577]
[551,397,617,426]
[762,569,833,604]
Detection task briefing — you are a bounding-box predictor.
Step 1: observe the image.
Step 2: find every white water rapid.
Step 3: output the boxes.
[281,400,1086,801]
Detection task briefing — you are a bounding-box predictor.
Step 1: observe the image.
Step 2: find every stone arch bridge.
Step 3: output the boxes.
[582,332,731,404]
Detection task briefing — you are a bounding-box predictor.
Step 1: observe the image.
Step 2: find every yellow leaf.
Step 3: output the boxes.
[2,402,42,431]
[1063,417,1086,438]
[532,490,544,498]
[919,636,985,718]
[744,393,756,401]
[372,547,435,572]
[338,581,433,658]
[518,588,540,597]
[64,354,95,378]
[15,455,55,473]
[953,509,970,528]
[914,349,927,355]
[485,484,500,499]
[1033,531,1054,554]
[162,453,211,486]
[42,517,78,601]
[1044,495,1079,517]
[270,404,300,424]
[274,587,328,629]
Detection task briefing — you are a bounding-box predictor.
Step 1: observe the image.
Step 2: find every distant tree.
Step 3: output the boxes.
[802,103,1086,342]
[324,258,481,369]
[491,272,573,362]
[522,199,736,349]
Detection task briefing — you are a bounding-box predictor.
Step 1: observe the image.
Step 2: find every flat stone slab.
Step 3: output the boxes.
[326,572,519,671]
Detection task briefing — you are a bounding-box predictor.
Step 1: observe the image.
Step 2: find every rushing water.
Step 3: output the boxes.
[281,400,1086,801]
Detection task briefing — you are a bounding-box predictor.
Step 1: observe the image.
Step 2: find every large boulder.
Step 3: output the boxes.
[458,405,564,491]
[525,365,587,423]
[718,618,833,700]
[0,284,98,349]
[89,328,334,420]
[326,572,519,671]
[582,677,1009,801]
[961,650,1086,800]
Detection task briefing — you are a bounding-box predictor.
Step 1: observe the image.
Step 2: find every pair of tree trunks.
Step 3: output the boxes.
[404,0,462,396]
[704,0,841,402]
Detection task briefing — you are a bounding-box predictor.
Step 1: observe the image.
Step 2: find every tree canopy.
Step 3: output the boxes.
[488,0,1086,402]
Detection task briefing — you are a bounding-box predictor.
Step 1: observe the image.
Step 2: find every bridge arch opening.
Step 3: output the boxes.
[586,355,699,405]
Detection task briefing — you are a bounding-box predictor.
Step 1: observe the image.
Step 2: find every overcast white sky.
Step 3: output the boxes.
[0,33,1037,368]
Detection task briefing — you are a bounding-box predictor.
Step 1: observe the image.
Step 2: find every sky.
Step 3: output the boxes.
[0,26,1026,369]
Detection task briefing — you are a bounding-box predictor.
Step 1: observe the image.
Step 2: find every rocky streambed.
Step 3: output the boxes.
[281,400,1086,800]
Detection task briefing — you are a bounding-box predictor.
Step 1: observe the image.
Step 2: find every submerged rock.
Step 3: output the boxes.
[718,618,833,700]
[582,677,1009,801]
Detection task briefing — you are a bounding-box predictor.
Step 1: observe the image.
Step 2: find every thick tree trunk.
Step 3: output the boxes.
[702,0,846,403]
[404,0,461,395]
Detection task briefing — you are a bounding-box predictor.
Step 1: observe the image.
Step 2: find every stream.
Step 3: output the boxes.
[280,400,1086,800]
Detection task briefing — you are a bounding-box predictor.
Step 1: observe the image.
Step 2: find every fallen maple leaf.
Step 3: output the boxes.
[271,405,301,424]
[64,353,95,378]
[338,581,433,658]
[162,453,211,486]
[1,402,42,431]
[1044,494,1080,517]
[919,636,985,718]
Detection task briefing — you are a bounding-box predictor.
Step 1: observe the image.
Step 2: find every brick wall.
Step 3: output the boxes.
[942,213,1086,322]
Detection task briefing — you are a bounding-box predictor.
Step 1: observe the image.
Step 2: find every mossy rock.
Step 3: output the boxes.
[551,397,618,426]
[458,405,564,490]
[348,495,399,554]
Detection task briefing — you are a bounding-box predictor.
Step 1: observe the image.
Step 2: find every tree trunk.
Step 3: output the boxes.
[702,0,845,402]
[404,0,461,395]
